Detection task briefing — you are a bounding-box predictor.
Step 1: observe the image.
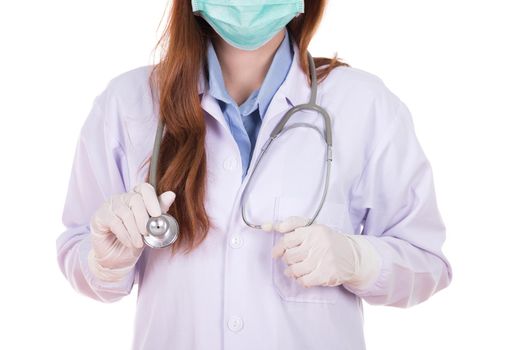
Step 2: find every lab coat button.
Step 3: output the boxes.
[227,316,244,332]
[230,235,243,249]
[223,157,237,171]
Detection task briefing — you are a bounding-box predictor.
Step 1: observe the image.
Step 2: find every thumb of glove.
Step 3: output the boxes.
[158,191,176,213]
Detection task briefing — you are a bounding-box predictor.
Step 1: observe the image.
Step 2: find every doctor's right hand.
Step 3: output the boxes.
[87,183,176,282]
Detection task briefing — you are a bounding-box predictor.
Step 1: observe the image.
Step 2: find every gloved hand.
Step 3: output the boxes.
[263,216,382,289]
[87,183,176,282]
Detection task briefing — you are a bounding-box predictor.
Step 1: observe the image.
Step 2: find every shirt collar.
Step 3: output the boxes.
[197,32,312,129]
[203,28,294,120]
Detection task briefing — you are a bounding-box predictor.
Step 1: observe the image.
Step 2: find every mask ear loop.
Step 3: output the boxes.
[241,51,333,229]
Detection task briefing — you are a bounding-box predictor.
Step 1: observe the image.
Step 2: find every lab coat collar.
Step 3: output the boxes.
[197,38,310,131]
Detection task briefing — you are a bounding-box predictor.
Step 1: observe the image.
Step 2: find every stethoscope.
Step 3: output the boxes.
[144,51,332,248]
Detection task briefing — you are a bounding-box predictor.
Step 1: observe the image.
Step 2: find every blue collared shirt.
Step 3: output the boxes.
[206,28,294,179]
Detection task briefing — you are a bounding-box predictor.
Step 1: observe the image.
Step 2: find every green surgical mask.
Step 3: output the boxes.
[191,0,304,50]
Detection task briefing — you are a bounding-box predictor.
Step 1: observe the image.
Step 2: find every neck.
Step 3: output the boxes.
[212,29,286,106]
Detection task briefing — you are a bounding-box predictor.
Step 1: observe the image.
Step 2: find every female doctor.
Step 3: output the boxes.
[56,0,452,349]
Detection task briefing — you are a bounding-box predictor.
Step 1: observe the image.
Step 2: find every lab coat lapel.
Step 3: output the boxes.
[200,91,230,131]
[261,40,311,127]
[241,40,312,186]
[197,66,231,132]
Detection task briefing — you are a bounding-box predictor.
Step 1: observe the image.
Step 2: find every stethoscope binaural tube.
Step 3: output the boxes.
[143,119,180,249]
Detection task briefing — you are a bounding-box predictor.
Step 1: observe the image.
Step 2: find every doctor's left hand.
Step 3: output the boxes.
[263,217,382,289]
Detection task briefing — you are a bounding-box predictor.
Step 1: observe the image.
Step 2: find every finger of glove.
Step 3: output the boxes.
[271,230,307,259]
[285,255,316,279]
[133,183,161,217]
[282,244,309,265]
[282,228,308,249]
[297,268,323,288]
[271,238,286,259]
[275,216,310,233]
[128,193,149,237]
[91,201,116,236]
[104,210,136,249]
[158,191,176,213]
[112,196,143,248]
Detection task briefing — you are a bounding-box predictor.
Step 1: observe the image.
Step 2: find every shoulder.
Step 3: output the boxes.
[320,65,403,111]
[100,65,158,121]
[106,65,155,93]
[322,65,385,87]
[317,65,417,160]
[319,64,409,129]
[81,65,159,153]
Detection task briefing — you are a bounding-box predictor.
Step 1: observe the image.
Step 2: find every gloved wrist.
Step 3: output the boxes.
[87,249,137,283]
[344,234,382,290]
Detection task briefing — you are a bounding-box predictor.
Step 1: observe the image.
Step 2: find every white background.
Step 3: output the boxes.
[0,0,510,349]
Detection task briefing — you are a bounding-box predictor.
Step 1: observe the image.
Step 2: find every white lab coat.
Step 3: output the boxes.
[57,39,452,349]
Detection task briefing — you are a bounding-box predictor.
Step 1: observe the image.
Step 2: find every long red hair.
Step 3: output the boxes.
[144,0,350,254]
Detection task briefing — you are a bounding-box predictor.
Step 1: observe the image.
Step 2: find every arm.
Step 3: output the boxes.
[345,101,452,308]
[56,90,138,303]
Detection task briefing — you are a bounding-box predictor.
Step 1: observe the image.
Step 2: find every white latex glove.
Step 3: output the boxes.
[87,183,176,282]
[263,216,382,289]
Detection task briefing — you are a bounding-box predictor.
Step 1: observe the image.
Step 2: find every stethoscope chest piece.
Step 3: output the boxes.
[144,214,179,248]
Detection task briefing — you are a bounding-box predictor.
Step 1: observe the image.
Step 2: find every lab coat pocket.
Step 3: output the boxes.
[271,196,345,304]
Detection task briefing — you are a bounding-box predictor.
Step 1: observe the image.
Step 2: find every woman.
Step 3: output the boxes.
[56,0,452,349]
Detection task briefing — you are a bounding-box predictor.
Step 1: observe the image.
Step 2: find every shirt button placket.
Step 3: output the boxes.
[222,151,247,348]
[226,234,244,345]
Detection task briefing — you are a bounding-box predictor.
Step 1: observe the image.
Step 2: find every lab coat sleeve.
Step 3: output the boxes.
[56,89,138,303]
[345,100,452,308]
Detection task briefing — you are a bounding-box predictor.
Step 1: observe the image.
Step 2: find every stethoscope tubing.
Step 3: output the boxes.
[241,52,333,229]
[145,51,333,246]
